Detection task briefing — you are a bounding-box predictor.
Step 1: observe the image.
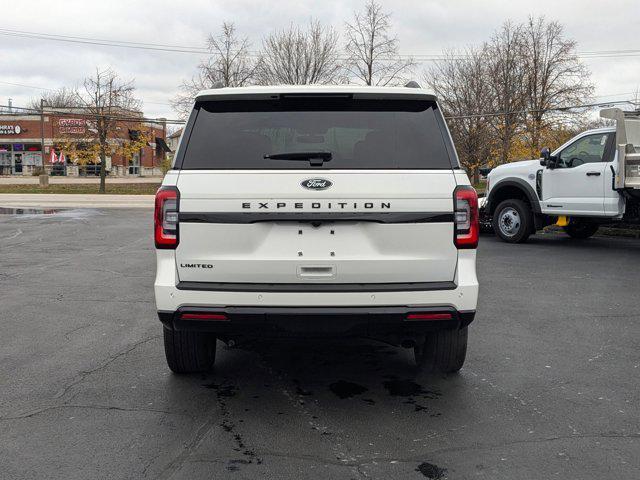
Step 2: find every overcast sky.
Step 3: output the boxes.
[1,0,638,119]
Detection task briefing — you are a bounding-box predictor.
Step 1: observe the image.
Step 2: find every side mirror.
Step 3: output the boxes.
[540,147,554,168]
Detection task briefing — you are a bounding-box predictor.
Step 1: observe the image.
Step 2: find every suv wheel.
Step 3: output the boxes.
[163,327,217,373]
[492,199,533,243]
[414,327,468,373]
[564,221,599,239]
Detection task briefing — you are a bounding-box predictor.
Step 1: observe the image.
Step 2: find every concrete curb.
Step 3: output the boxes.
[0,194,154,209]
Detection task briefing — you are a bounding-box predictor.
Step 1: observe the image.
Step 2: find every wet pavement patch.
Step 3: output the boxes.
[0,207,60,215]
[226,459,252,472]
[329,380,368,399]
[293,379,313,396]
[203,383,237,397]
[403,398,433,413]
[383,379,441,399]
[209,382,263,469]
[0,207,99,220]
[416,462,447,479]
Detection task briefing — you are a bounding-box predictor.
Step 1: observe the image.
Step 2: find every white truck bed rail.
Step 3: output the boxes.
[600,108,640,189]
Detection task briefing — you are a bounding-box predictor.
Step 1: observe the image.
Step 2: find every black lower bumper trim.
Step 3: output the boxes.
[158,306,475,338]
[176,281,457,293]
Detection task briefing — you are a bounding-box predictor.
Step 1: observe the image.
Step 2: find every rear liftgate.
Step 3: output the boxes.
[171,171,460,288]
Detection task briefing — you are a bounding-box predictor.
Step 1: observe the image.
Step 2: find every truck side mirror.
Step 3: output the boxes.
[540,147,554,168]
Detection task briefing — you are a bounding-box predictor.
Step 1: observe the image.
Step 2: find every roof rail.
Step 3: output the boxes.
[405,81,421,89]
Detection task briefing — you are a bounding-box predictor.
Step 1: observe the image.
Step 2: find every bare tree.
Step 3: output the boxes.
[28,86,81,110]
[172,22,256,117]
[75,68,141,193]
[485,21,527,165]
[344,0,415,86]
[426,17,592,167]
[521,16,593,157]
[207,23,257,87]
[425,47,495,183]
[256,20,343,85]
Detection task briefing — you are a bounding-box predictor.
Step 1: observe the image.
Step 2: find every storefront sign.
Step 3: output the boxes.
[58,118,86,134]
[0,125,21,135]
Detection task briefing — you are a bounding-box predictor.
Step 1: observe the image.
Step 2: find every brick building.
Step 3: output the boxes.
[0,108,170,176]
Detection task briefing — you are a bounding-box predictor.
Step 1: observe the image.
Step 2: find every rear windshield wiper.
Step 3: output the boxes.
[264,151,332,166]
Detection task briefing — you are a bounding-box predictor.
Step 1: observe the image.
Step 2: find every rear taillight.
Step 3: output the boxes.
[454,185,479,249]
[155,186,179,249]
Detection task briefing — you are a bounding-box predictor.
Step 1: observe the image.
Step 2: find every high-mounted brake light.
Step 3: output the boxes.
[453,185,479,249]
[155,186,179,249]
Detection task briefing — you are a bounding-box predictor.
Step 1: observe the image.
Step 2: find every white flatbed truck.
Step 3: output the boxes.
[482,108,640,242]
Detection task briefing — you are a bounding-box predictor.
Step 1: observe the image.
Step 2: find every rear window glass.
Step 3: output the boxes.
[180,99,455,169]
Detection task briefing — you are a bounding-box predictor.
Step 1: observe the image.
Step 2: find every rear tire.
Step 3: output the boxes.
[414,327,468,373]
[492,199,533,243]
[564,221,599,239]
[163,327,217,373]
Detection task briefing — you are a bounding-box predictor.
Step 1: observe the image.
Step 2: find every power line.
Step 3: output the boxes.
[0,104,186,125]
[4,71,636,105]
[0,80,172,109]
[2,99,637,124]
[0,80,52,91]
[0,29,210,55]
[443,100,637,120]
[3,75,636,105]
[1,27,639,60]
[0,28,208,51]
[594,91,638,98]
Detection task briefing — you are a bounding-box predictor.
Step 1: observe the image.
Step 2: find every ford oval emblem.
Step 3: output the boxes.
[301,178,333,190]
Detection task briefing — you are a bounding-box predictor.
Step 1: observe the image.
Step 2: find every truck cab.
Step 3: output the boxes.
[484,108,640,243]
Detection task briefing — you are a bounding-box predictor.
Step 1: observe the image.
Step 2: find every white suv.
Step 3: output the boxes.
[154,85,479,374]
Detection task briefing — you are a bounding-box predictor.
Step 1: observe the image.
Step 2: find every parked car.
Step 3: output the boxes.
[154,84,479,374]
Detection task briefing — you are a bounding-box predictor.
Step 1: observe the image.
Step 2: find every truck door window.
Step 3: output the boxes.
[557,133,610,168]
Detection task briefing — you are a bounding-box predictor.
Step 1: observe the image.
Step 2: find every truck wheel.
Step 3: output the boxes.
[414,327,468,373]
[492,199,533,243]
[564,221,599,239]
[163,327,217,373]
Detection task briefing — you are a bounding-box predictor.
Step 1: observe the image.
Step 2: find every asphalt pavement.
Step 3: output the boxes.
[0,194,154,209]
[0,208,638,480]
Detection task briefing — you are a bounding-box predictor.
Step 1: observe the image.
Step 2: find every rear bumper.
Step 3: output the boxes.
[154,249,479,312]
[155,248,478,343]
[158,306,475,339]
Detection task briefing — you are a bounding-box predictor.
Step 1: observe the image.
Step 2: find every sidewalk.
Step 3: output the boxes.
[0,176,163,185]
[0,194,154,209]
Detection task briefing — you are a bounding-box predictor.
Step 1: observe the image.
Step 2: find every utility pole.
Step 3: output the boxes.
[39,99,48,187]
[161,118,167,174]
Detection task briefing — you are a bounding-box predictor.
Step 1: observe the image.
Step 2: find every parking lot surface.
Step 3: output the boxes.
[1,209,638,480]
